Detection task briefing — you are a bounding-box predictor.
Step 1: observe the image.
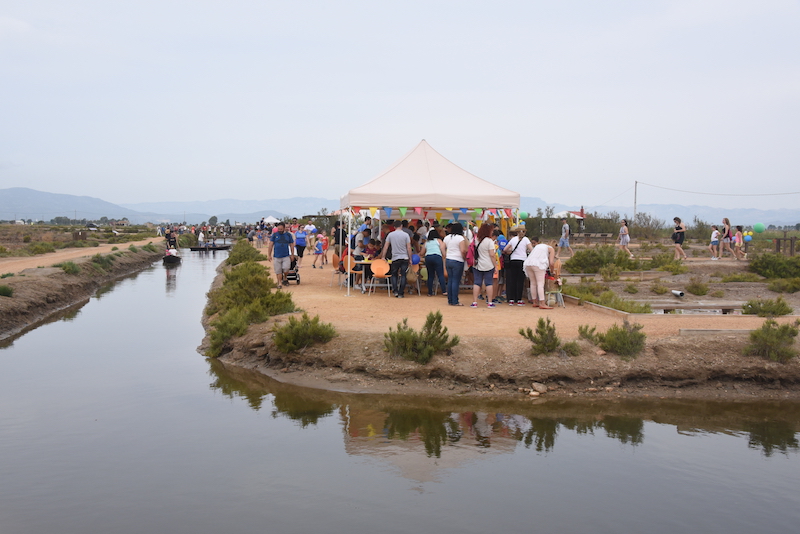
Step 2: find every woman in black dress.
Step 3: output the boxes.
[672,217,688,261]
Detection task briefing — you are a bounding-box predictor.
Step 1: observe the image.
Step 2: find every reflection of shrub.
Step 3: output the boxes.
[744,319,799,363]
[0,285,13,297]
[273,313,337,353]
[768,278,800,294]
[385,311,459,364]
[686,276,708,296]
[598,321,646,359]
[722,272,762,283]
[749,253,800,279]
[742,296,793,317]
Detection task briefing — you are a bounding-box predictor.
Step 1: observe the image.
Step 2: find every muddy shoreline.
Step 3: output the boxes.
[200,264,800,402]
[0,248,163,342]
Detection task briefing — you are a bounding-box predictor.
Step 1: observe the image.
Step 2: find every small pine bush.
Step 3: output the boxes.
[207,307,250,358]
[744,319,800,363]
[599,264,621,282]
[749,253,800,279]
[710,290,725,298]
[721,273,762,283]
[90,253,115,271]
[685,276,709,296]
[649,253,688,274]
[128,244,139,253]
[142,243,158,253]
[0,285,13,297]
[520,317,561,355]
[562,340,581,356]
[273,313,337,353]
[742,296,793,317]
[384,311,459,364]
[562,285,651,313]
[651,280,669,295]
[598,320,646,359]
[768,278,800,294]
[578,324,600,344]
[624,283,639,294]
[0,273,13,279]
[111,246,119,251]
[27,242,56,255]
[564,246,639,274]
[54,261,81,274]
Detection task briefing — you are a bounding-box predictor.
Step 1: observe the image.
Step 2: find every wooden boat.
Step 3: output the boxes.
[189,244,231,252]
[162,253,182,265]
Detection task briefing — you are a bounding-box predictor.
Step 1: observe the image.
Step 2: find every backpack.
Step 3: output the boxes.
[466,237,477,267]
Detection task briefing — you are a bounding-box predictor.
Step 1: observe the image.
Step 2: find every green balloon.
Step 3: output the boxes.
[754,223,766,233]
[519,211,528,219]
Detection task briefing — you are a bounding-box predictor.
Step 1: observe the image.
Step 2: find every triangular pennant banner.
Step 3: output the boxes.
[460,208,468,214]
[453,212,460,221]
[435,212,442,220]
[505,208,513,218]
[352,206,361,213]
[383,207,392,218]
[369,207,377,217]
[414,207,422,214]
[398,207,407,217]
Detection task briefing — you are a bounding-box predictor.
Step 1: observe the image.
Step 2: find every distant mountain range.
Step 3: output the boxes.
[2,187,798,227]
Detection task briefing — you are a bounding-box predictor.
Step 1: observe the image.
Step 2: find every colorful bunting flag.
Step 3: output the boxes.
[383,207,392,218]
[398,207,407,217]
[460,207,468,214]
[369,207,377,217]
[414,207,422,214]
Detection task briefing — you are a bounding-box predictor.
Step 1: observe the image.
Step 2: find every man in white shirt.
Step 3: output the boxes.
[381,220,412,298]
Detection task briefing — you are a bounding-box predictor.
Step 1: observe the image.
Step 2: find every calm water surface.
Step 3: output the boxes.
[1,253,799,534]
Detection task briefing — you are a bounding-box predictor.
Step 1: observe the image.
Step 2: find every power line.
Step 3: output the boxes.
[638,181,800,197]
[595,185,634,207]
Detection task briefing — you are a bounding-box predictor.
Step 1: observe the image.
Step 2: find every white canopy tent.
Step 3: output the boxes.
[263,215,281,224]
[337,140,520,295]
[340,139,520,221]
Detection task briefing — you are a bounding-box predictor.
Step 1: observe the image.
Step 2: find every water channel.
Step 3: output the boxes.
[2,253,800,533]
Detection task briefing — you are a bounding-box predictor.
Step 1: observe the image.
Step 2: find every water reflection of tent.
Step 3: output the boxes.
[340,139,520,221]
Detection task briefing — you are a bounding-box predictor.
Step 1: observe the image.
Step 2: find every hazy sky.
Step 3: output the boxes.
[2,0,799,211]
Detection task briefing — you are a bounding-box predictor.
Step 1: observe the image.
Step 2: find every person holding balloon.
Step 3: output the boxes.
[733,226,746,260]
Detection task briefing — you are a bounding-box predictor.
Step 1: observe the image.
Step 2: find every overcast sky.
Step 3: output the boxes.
[2,0,799,211]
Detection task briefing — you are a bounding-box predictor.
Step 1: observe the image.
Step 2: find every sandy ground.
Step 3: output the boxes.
[254,257,783,341]
[0,238,159,275]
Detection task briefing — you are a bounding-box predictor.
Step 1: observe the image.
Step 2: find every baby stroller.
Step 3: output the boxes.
[284,258,301,285]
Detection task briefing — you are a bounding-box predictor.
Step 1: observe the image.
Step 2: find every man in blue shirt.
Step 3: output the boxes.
[268,222,296,289]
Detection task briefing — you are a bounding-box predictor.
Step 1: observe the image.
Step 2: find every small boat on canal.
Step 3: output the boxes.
[189,243,231,252]
[163,248,182,265]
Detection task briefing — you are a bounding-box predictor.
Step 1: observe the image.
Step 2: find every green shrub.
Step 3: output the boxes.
[22,235,31,243]
[90,253,115,271]
[685,276,709,296]
[578,279,610,295]
[598,320,646,359]
[710,290,725,298]
[563,246,640,274]
[651,280,669,295]
[744,319,800,363]
[142,243,158,253]
[624,283,639,294]
[563,285,651,313]
[226,240,266,266]
[27,242,56,255]
[599,264,621,282]
[0,273,13,279]
[768,278,800,294]
[721,272,762,283]
[384,311,459,364]
[206,262,294,320]
[0,285,13,297]
[562,340,581,356]
[648,252,688,274]
[0,245,7,254]
[207,307,250,358]
[54,261,81,274]
[273,313,337,353]
[177,233,198,248]
[128,244,139,253]
[578,324,600,344]
[742,296,793,317]
[111,246,119,251]
[749,253,800,279]
[519,317,561,355]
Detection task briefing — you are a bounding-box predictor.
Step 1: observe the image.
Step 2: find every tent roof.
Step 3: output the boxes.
[340,140,519,210]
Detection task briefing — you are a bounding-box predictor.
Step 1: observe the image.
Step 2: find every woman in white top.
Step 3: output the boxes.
[471,223,499,308]
[503,226,533,306]
[618,219,633,259]
[524,236,555,309]
[443,223,468,306]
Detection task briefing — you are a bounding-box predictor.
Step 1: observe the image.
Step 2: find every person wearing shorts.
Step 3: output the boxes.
[558,218,574,257]
[268,222,295,288]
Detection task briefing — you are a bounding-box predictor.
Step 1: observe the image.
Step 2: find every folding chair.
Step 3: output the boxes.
[367,259,392,296]
[329,253,343,287]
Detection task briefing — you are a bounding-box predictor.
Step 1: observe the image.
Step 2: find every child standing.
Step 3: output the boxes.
[320,233,329,265]
[709,225,720,260]
[733,225,745,260]
[311,236,324,268]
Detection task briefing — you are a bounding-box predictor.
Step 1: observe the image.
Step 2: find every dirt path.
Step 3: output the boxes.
[0,238,160,275]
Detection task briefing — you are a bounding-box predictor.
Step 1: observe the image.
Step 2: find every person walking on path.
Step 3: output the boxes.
[618,219,633,259]
[470,223,498,309]
[267,222,296,289]
[524,236,555,309]
[381,220,412,298]
[558,218,574,258]
[709,225,720,260]
[672,217,688,261]
[443,223,468,306]
[719,218,735,260]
